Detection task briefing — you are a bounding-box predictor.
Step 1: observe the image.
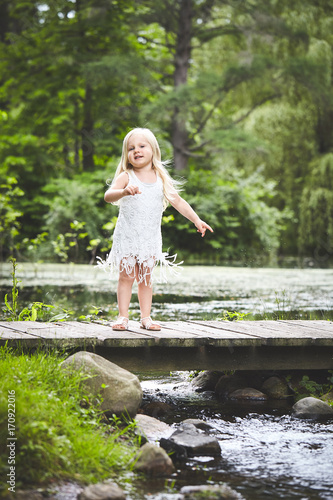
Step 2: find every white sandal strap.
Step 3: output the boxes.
[113,316,128,327]
[140,316,161,330]
[141,316,152,328]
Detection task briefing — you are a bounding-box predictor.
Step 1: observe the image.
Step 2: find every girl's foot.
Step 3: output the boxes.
[112,316,129,331]
[140,316,161,331]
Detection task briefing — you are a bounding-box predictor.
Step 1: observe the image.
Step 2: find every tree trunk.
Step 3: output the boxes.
[81,82,95,170]
[172,0,193,171]
[0,0,9,43]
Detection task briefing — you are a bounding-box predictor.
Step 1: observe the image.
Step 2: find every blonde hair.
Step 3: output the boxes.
[112,127,182,209]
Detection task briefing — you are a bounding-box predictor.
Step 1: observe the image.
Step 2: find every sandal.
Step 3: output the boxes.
[140,316,161,331]
[112,316,129,331]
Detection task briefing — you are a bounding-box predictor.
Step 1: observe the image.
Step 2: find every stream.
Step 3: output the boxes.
[1,263,333,499]
[131,371,333,500]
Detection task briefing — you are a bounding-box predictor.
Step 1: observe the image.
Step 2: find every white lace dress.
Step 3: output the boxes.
[97,170,181,285]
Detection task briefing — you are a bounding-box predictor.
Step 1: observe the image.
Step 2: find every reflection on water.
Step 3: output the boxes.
[0,263,332,320]
[136,372,333,500]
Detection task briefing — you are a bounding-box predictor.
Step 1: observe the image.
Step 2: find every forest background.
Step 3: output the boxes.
[0,0,333,268]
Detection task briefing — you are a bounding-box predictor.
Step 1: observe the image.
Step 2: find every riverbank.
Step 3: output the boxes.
[0,347,140,496]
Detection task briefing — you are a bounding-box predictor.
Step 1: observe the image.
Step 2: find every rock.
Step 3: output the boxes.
[135,414,173,442]
[78,483,126,500]
[180,484,245,499]
[132,443,175,476]
[141,401,172,417]
[192,371,223,392]
[12,491,44,500]
[214,373,248,398]
[160,424,221,458]
[292,397,333,419]
[61,352,142,418]
[261,376,290,399]
[229,388,268,400]
[182,418,215,431]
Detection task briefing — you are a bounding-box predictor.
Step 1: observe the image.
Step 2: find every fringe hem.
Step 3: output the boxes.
[96,252,183,286]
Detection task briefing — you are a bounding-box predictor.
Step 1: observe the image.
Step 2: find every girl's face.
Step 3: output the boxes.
[127,134,153,170]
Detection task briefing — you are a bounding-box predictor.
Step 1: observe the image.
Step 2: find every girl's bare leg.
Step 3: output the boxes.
[137,263,160,330]
[117,268,135,318]
[137,279,153,319]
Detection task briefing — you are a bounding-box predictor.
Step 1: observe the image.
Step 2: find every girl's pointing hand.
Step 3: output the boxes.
[195,219,214,237]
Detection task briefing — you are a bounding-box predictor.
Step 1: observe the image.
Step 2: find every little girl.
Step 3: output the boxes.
[98,127,213,331]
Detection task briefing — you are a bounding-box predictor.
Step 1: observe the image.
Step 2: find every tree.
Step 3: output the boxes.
[134,0,309,171]
[0,0,148,250]
[299,154,333,264]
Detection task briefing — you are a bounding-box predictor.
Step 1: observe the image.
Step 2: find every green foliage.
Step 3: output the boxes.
[295,373,333,403]
[77,306,102,322]
[1,258,70,322]
[1,0,333,263]
[163,165,288,263]
[26,170,117,263]
[298,153,333,263]
[218,310,249,321]
[0,176,24,259]
[0,347,140,488]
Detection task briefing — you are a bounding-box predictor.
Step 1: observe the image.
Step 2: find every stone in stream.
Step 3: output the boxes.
[261,376,290,399]
[11,491,44,500]
[135,414,173,443]
[292,397,333,419]
[78,482,126,500]
[61,351,142,418]
[160,423,221,458]
[191,370,224,392]
[180,484,245,499]
[214,373,249,398]
[229,388,268,400]
[181,418,216,431]
[141,401,173,417]
[132,442,175,476]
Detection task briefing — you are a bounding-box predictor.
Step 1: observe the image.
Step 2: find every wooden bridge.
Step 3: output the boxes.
[1,319,332,372]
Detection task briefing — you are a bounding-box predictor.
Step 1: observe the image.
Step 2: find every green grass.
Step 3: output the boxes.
[0,347,140,492]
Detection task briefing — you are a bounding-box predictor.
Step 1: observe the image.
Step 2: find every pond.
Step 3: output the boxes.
[0,263,332,321]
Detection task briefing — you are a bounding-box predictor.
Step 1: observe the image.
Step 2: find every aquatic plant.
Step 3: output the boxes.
[1,258,103,322]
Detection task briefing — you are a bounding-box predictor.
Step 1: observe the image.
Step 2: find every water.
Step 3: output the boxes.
[1,263,333,499]
[134,372,333,500]
[0,263,332,320]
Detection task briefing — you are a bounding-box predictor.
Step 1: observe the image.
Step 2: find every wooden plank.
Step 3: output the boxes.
[196,320,333,339]
[0,331,38,339]
[1,321,333,362]
[187,320,333,346]
[0,321,52,335]
[159,321,265,347]
[277,319,333,333]
[55,321,151,339]
[161,320,257,338]
[189,320,285,337]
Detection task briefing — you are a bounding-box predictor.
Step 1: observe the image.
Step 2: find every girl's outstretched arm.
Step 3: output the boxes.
[168,193,213,237]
